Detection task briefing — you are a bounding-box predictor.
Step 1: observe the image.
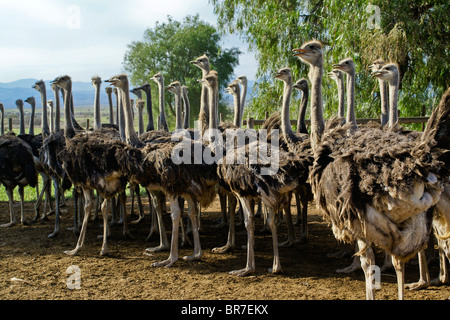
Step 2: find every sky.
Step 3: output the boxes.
[0,0,257,83]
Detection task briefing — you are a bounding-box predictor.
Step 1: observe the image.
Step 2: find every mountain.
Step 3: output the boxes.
[0,78,109,109]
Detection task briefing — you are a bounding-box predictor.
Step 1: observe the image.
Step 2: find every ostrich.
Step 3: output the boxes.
[51,83,61,132]
[369,59,389,127]
[16,99,26,135]
[47,100,55,133]
[236,75,248,127]
[105,87,115,125]
[333,57,358,130]
[372,63,450,291]
[33,80,51,138]
[51,75,133,256]
[150,72,169,132]
[293,40,449,299]
[135,83,155,132]
[328,69,345,121]
[108,73,218,267]
[190,54,211,130]
[0,132,38,227]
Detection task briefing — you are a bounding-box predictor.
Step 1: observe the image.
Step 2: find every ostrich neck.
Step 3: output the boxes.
[18,105,25,135]
[117,89,126,141]
[239,83,247,126]
[337,78,345,120]
[138,106,144,135]
[63,85,75,139]
[40,88,50,137]
[388,76,399,127]
[200,68,210,127]
[121,85,140,146]
[0,110,4,135]
[208,84,218,130]
[29,102,35,135]
[309,64,325,150]
[53,87,61,132]
[144,89,154,131]
[233,88,241,127]
[94,84,102,130]
[157,82,168,131]
[182,92,190,129]
[281,79,295,142]
[379,79,389,126]
[174,90,182,130]
[297,88,309,133]
[106,91,114,125]
[346,71,357,129]
[49,104,54,133]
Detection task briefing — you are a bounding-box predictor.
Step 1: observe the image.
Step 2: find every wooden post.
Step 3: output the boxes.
[248,117,254,129]
[421,105,426,131]
[265,111,269,119]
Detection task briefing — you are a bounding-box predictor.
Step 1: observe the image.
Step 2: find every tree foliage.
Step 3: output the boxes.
[211,0,450,130]
[123,14,241,129]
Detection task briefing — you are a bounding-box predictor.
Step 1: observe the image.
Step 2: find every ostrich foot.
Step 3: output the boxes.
[183,252,202,262]
[48,229,60,238]
[279,238,295,247]
[100,248,109,256]
[130,216,145,225]
[212,244,234,254]
[405,280,429,291]
[64,248,80,256]
[229,267,254,277]
[268,266,283,274]
[145,244,168,253]
[1,221,16,228]
[336,258,360,273]
[152,256,177,267]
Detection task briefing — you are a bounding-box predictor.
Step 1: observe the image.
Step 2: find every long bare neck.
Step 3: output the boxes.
[94,83,102,130]
[144,88,154,131]
[157,80,168,132]
[52,87,61,132]
[106,90,114,125]
[174,90,182,130]
[281,78,295,142]
[0,109,4,135]
[28,102,35,135]
[208,84,218,131]
[117,89,126,141]
[121,84,140,146]
[138,105,144,135]
[49,104,54,133]
[309,64,325,150]
[200,68,210,128]
[337,77,345,120]
[346,71,358,129]
[63,85,75,139]
[388,75,399,127]
[239,82,247,125]
[40,86,50,137]
[233,87,241,127]
[18,105,25,135]
[297,87,309,134]
[379,79,389,126]
[182,91,190,129]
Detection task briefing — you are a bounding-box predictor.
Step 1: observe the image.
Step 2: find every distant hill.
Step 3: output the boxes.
[0,78,109,109]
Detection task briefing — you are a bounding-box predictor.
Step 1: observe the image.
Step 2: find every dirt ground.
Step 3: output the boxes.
[0,194,448,301]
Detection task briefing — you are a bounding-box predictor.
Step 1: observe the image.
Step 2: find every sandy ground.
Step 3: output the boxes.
[0,194,448,303]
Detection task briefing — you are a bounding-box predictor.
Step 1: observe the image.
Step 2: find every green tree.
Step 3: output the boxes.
[123,14,241,129]
[212,0,449,130]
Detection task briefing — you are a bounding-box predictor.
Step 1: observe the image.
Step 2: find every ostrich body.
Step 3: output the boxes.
[294,40,449,300]
[0,132,38,227]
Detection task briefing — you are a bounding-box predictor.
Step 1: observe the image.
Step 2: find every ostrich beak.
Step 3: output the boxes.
[371,70,385,78]
[292,48,309,56]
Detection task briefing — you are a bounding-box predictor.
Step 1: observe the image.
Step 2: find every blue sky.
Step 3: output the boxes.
[0,0,257,83]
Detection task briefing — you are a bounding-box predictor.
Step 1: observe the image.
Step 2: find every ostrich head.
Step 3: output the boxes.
[333,57,355,75]
[47,100,54,108]
[105,74,129,90]
[225,80,239,96]
[199,70,218,89]
[16,99,24,110]
[328,69,343,82]
[293,40,323,66]
[181,85,188,95]
[369,59,386,72]
[190,54,210,71]
[136,99,145,110]
[33,79,46,92]
[105,86,112,94]
[371,63,399,84]
[130,87,142,98]
[293,78,308,92]
[25,97,35,106]
[275,67,292,83]
[137,83,151,92]
[151,72,164,85]
[91,75,102,87]
[236,75,247,86]
[51,75,72,91]
[166,81,182,95]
